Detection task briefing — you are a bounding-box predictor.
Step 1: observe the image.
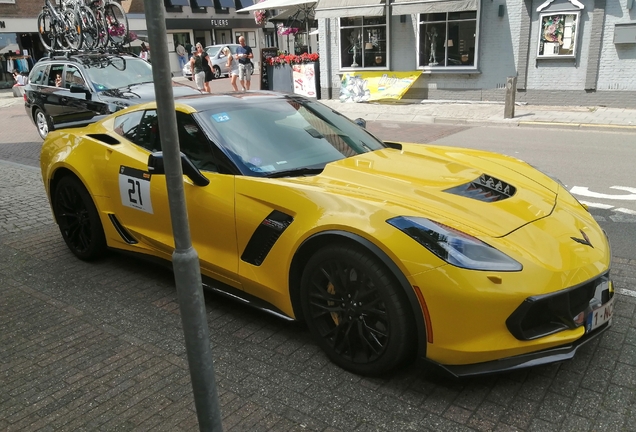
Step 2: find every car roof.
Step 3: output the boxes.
[205,44,240,49]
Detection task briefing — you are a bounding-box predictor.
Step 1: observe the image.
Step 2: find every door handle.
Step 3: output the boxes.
[61,97,68,103]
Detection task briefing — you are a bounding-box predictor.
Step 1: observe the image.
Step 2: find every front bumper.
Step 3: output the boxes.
[428,320,611,378]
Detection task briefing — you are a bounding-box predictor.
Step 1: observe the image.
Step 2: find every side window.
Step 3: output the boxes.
[64,65,87,89]
[47,64,65,87]
[114,110,160,152]
[176,111,217,172]
[30,65,48,85]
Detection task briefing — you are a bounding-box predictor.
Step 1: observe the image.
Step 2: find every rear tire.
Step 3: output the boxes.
[300,244,416,375]
[52,176,107,261]
[62,9,83,50]
[213,66,221,79]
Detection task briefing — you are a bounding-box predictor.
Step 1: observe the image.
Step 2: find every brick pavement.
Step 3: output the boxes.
[2,82,636,431]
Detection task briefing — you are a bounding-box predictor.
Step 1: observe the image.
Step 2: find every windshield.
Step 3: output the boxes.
[82,57,154,92]
[195,96,386,177]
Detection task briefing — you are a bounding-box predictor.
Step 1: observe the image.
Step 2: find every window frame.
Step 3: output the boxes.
[416,9,481,73]
[338,15,389,71]
[536,11,580,59]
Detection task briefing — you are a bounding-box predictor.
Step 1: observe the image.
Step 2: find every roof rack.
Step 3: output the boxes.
[44,46,138,59]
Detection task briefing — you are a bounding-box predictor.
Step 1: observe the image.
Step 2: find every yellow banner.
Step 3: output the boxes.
[339,71,422,102]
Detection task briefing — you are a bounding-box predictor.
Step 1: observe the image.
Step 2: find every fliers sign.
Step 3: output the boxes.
[339,71,421,103]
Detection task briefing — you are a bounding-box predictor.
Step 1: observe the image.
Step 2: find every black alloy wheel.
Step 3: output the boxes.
[52,176,107,261]
[300,244,415,375]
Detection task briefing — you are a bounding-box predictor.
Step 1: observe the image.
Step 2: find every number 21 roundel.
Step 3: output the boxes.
[119,166,154,214]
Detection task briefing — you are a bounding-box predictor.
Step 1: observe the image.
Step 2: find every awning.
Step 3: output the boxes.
[237,0,316,13]
[191,0,214,6]
[269,8,314,22]
[391,0,478,15]
[314,0,386,19]
[216,0,235,8]
[166,0,190,6]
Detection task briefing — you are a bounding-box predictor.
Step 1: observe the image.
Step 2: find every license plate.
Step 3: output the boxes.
[587,296,614,332]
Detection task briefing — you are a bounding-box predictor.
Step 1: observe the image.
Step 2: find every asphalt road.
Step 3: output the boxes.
[2,91,636,431]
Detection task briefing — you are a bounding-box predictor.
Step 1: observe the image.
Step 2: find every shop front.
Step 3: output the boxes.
[315,0,636,108]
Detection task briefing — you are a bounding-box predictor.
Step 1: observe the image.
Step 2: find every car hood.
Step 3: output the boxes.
[292,143,559,238]
[99,82,199,105]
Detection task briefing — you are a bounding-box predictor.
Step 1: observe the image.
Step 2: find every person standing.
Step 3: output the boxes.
[224,47,239,92]
[235,36,253,91]
[140,42,150,62]
[176,42,187,69]
[184,40,193,60]
[190,43,212,92]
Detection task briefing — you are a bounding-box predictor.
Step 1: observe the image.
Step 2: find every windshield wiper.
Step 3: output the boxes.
[266,167,324,178]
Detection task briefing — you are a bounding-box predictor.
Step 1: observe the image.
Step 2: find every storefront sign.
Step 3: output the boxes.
[339,71,421,102]
[0,21,5,29]
[211,19,230,27]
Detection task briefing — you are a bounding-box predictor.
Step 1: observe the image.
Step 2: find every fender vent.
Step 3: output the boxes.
[241,210,293,266]
[444,174,516,202]
[108,214,138,244]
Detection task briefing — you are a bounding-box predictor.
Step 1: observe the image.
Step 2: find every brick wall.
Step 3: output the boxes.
[0,0,42,18]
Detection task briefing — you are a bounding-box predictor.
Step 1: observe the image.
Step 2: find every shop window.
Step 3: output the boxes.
[537,12,579,58]
[339,16,387,69]
[418,11,477,68]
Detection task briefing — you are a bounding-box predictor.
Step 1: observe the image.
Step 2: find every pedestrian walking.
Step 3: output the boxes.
[224,47,239,92]
[235,36,253,91]
[190,43,213,92]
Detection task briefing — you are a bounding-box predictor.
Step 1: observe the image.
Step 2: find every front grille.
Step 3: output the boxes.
[506,273,612,340]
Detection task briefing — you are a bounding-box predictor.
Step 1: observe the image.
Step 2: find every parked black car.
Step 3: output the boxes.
[24,52,200,139]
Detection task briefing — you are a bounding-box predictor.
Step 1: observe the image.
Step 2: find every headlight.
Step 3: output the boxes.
[387,216,522,271]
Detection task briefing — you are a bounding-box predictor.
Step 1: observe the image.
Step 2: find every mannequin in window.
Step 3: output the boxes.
[427,27,439,66]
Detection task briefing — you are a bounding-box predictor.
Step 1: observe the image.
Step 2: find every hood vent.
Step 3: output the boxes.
[444,174,516,202]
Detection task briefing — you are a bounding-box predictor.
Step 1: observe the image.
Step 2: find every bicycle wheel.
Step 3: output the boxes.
[62,8,83,50]
[92,8,109,49]
[104,1,128,47]
[79,6,99,50]
[37,10,57,52]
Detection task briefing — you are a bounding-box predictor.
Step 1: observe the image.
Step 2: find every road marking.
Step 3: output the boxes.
[570,186,636,201]
[617,288,636,298]
[579,201,614,209]
[615,208,636,216]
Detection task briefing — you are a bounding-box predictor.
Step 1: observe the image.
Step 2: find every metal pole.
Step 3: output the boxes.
[142,2,223,431]
[504,76,517,119]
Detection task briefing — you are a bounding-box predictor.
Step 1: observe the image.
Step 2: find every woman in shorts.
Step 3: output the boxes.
[224,47,239,92]
[190,43,212,92]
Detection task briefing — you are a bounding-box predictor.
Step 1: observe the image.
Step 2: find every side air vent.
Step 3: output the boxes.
[87,134,120,145]
[241,210,294,266]
[108,214,138,244]
[444,174,516,202]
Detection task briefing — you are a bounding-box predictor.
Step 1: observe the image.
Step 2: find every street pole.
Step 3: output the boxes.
[142,2,223,431]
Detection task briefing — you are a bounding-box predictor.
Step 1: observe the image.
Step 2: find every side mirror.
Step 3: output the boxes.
[354,117,367,129]
[70,84,91,100]
[148,151,210,187]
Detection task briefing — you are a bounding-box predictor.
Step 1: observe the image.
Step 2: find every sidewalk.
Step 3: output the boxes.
[5,81,636,131]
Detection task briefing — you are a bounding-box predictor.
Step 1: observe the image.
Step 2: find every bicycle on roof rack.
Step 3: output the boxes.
[84,0,130,50]
[38,0,131,53]
[37,0,84,51]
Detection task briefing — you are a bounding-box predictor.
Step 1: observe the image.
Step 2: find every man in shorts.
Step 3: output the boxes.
[235,36,253,91]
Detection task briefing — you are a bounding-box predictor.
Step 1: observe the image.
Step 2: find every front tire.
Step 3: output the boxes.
[34,108,52,140]
[213,66,221,79]
[300,244,415,375]
[52,176,107,261]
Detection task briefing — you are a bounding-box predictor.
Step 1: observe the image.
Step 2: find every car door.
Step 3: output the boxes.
[39,63,67,124]
[57,64,102,124]
[106,109,240,287]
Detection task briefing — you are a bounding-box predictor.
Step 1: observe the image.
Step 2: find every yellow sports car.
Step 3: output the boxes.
[40,92,614,377]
